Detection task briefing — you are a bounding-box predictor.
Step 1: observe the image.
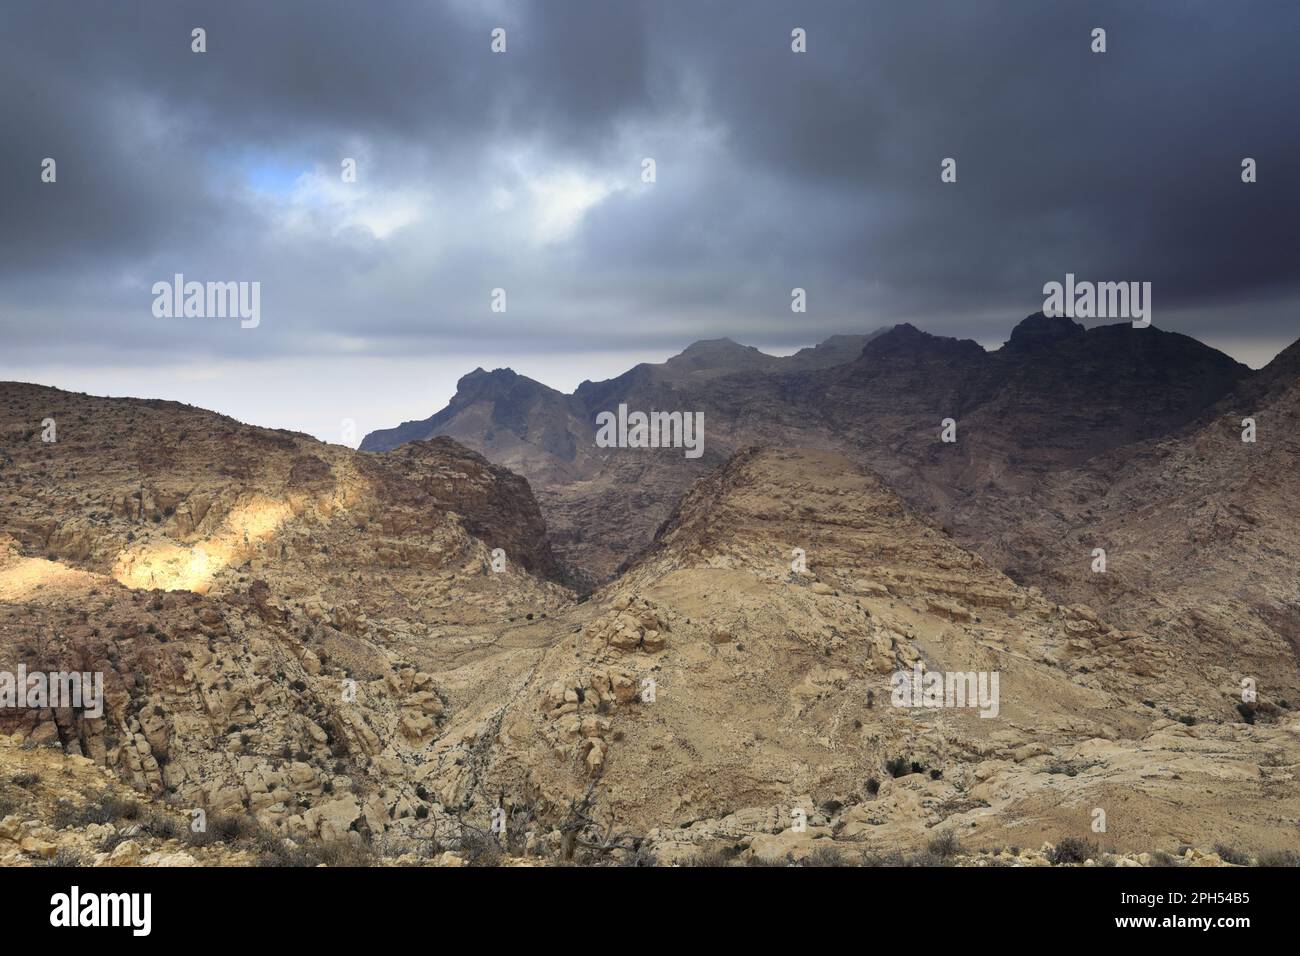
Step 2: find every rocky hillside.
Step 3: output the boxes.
[957,335,1300,716]
[452,447,1300,862]
[0,383,565,589]
[6,381,1298,867]
[0,382,572,861]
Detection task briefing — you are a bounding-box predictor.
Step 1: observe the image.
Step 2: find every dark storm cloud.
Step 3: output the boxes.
[632,0,1300,338]
[1,0,1298,376]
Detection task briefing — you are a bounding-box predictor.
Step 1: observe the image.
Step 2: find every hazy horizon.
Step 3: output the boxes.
[2,313,1290,446]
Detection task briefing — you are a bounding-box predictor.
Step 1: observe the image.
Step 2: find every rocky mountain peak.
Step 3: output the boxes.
[860,323,986,361]
[659,338,780,377]
[1002,312,1086,351]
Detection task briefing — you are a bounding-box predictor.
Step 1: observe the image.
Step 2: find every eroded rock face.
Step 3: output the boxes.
[0,384,572,856]
[356,436,565,584]
[0,383,566,594]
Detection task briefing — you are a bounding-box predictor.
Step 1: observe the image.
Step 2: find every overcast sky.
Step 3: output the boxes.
[2,0,1298,442]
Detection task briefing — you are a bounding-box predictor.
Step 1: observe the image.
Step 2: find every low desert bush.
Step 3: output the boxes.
[927,830,962,859]
[1048,836,1098,865]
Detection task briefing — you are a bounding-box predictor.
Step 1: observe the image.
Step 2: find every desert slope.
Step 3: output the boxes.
[457,447,1300,861]
[960,335,1300,716]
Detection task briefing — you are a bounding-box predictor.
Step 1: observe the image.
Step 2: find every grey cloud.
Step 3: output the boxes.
[1,0,1297,408]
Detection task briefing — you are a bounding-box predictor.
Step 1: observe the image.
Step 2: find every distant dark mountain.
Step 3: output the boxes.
[359,368,596,484]
[783,331,891,369]
[654,338,784,379]
[359,330,889,490]
[644,330,890,380]
[361,316,1253,580]
[361,331,888,453]
[999,311,1086,352]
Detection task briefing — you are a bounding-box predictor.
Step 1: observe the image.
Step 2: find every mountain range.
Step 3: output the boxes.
[1,312,1297,867]
[361,314,1251,583]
